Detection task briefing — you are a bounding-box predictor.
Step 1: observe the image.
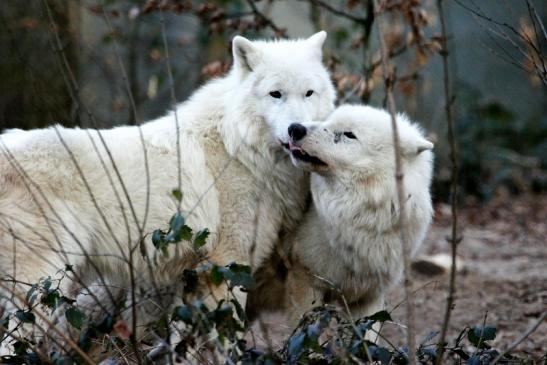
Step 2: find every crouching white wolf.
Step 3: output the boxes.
[0,32,335,352]
[282,104,433,329]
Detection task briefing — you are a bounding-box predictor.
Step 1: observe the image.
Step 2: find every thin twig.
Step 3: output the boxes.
[245,0,286,36]
[373,1,416,363]
[435,0,461,364]
[491,311,547,365]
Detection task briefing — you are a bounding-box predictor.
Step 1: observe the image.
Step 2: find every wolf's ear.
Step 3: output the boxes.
[402,136,434,157]
[232,36,260,75]
[306,31,327,60]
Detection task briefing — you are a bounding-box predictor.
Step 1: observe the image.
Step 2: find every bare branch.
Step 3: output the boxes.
[491,311,547,365]
[435,0,461,363]
[373,1,416,363]
[245,0,286,36]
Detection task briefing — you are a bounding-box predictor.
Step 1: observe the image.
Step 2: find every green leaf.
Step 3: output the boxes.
[468,325,496,348]
[368,310,392,323]
[180,225,193,241]
[152,229,164,248]
[287,332,305,362]
[42,277,52,292]
[369,345,392,364]
[172,189,183,202]
[224,263,253,289]
[26,284,38,306]
[211,265,225,286]
[15,310,35,324]
[40,290,61,309]
[173,305,193,324]
[65,307,86,330]
[194,228,210,249]
[13,341,28,356]
[169,212,185,234]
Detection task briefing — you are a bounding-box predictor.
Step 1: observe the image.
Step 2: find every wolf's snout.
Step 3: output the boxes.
[288,123,307,141]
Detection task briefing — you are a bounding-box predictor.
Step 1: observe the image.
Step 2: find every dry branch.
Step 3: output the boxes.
[372,0,416,363]
[435,0,461,364]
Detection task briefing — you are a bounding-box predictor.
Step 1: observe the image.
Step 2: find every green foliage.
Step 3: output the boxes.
[436,82,547,200]
[65,307,86,330]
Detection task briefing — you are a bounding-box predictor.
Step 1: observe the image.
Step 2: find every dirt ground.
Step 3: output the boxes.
[250,193,547,360]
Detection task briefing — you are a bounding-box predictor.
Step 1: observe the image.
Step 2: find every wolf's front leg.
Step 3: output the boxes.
[348,294,385,343]
[284,263,323,327]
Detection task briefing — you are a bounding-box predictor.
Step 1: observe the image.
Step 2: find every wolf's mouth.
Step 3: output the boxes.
[291,150,327,165]
[289,142,327,166]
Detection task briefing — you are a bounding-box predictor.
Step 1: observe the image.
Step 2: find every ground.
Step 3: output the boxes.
[249,193,547,361]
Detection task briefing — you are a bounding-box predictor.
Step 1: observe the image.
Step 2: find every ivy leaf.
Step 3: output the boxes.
[211,265,225,286]
[223,263,253,289]
[152,229,164,248]
[167,212,186,242]
[368,310,392,322]
[180,225,193,241]
[65,307,86,330]
[287,331,306,363]
[40,290,61,309]
[173,305,193,324]
[169,212,185,233]
[13,341,28,356]
[468,326,496,348]
[172,189,183,202]
[369,345,392,364]
[193,228,210,249]
[42,277,52,292]
[26,284,38,306]
[15,310,35,324]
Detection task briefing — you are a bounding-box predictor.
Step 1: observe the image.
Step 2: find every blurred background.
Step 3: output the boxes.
[1,0,545,202]
[1,0,546,357]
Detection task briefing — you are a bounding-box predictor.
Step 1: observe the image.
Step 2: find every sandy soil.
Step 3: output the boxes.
[250,194,547,360]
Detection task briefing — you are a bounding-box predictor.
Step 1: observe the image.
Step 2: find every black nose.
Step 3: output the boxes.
[288,123,307,141]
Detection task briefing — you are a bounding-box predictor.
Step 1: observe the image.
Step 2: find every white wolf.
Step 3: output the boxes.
[0,32,335,348]
[281,104,433,326]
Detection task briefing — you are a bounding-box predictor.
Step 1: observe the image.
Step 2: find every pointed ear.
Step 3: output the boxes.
[403,137,434,156]
[232,35,260,75]
[306,31,327,60]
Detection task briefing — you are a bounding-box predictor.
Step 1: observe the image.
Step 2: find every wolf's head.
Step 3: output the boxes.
[288,104,433,183]
[229,32,335,153]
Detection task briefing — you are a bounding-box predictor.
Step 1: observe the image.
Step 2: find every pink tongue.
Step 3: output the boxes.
[289,140,303,152]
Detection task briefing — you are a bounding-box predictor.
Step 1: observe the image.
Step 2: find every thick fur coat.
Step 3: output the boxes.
[282,104,434,325]
[0,32,335,346]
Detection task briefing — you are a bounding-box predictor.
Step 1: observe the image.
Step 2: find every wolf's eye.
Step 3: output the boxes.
[305,90,314,97]
[269,91,282,98]
[344,131,357,139]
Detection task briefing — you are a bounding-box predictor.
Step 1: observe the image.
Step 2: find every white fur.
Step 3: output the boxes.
[0,32,335,350]
[284,104,434,326]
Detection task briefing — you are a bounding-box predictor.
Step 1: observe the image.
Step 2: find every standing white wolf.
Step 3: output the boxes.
[0,32,335,346]
[281,104,433,326]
